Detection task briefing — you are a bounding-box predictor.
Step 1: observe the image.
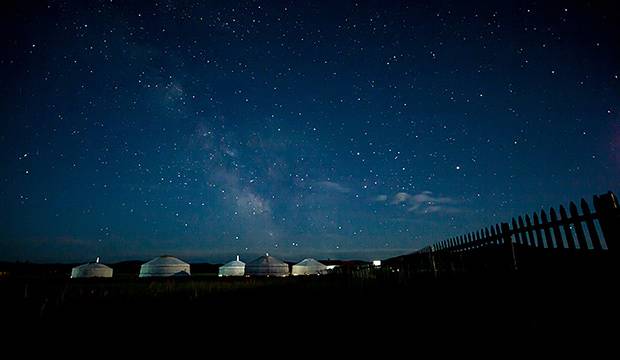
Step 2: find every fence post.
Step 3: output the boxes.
[540,210,554,249]
[501,222,517,271]
[559,206,576,249]
[581,199,602,251]
[484,227,491,245]
[511,218,521,245]
[518,216,528,247]
[593,192,619,252]
[533,213,544,248]
[549,208,564,249]
[430,245,438,277]
[525,215,536,247]
[569,202,589,250]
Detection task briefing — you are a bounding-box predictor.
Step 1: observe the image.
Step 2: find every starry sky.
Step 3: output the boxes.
[1,0,618,263]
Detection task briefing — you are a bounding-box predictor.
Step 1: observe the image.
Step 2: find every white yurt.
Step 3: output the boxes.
[139,255,191,277]
[71,258,113,278]
[219,255,246,277]
[291,258,328,276]
[245,253,289,277]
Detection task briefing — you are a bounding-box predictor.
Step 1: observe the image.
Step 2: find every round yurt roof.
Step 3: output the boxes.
[143,255,188,266]
[245,254,289,276]
[139,255,191,277]
[294,258,325,267]
[247,254,287,267]
[71,262,113,278]
[219,256,246,276]
[221,255,245,268]
[292,258,327,275]
[73,262,112,271]
[222,260,245,267]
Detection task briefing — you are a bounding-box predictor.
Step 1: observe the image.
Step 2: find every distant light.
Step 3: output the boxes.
[372,260,381,267]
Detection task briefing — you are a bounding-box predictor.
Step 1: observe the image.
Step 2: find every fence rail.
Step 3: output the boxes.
[384,191,618,275]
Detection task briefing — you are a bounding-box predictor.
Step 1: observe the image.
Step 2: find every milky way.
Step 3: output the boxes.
[1,1,618,262]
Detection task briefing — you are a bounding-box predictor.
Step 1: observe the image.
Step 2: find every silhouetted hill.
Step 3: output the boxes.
[188,262,220,274]
[108,260,143,277]
[0,261,75,279]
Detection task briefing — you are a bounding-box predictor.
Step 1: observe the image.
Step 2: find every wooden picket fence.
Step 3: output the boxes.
[384,191,618,275]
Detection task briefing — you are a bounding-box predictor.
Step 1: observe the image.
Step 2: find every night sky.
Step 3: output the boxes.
[1,1,618,263]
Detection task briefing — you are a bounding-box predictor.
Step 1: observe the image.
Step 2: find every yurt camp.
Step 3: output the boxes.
[291,258,327,276]
[139,255,191,277]
[71,258,113,278]
[245,253,289,277]
[218,255,245,277]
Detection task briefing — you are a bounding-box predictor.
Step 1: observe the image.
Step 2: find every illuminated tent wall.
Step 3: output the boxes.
[291,258,327,276]
[219,255,246,277]
[71,260,113,278]
[139,255,191,277]
[245,254,289,277]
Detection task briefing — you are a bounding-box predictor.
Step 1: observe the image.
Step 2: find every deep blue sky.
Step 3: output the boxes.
[1,0,618,263]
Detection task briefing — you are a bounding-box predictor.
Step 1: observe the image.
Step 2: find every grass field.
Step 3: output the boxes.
[0,262,615,345]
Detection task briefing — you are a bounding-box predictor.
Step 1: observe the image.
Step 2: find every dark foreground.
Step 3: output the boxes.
[0,266,616,345]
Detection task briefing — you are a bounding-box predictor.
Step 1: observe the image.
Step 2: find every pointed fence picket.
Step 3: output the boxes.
[384,192,618,275]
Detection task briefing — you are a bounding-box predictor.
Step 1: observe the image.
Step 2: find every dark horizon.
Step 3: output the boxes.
[0,248,410,265]
[1,1,618,263]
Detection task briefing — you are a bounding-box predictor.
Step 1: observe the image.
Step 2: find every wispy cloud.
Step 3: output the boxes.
[391,192,411,204]
[314,181,350,193]
[411,205,462,215]
[381,191,462,215]
[374,194,388,202]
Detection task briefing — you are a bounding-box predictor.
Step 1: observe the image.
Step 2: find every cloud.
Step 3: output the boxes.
[391,192,411,204]
[314,181,350,193]
[374,194,388,202]
[385,191,461,215]
[410,191,455,205]
[409,205,461,215]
